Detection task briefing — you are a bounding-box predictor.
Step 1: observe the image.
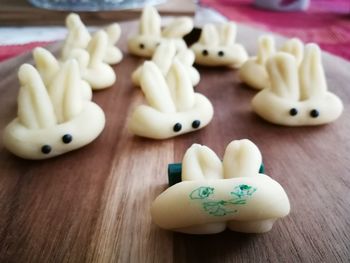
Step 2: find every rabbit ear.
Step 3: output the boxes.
[266,52,299,100]
[223,139,262,179]
[48,59,82,123]
[152,41,177,75]
[280,38,304,66]
[140,61,176,113]
[33,47,59,86]
[104,23,121,45]
[219,22,237,46]
[139,6,161,36]
[166,58,195,111]
[175,48,195,66]
[256,35,275,65]
[62,13,91,59]
[87,31,108,68]
[199,24,219,46]
[17,64,57,129]
[182,144,223,180]
[162,17,193,38]
[299,44,327,100]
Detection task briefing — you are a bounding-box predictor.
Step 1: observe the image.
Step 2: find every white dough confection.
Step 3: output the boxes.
[252,44,343,126]
[239,35,304,90]
[190,22,248,68]
[132,41,200,87]
[61,13,123,65]
[128,60,213,139]
[33,47,92,101]
[127,6,193,58]
[151,139,290,234]
[67,31,116,90]
[3,60,105,160]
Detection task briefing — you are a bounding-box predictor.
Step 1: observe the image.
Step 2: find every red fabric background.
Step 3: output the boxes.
[201,0,350,60]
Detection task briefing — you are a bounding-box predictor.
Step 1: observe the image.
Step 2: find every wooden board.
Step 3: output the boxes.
[0,20,350,262]
[0,0,195,25]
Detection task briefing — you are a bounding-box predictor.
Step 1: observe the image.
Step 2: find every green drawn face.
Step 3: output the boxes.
[190,187,214,199]
[188,184,258,217]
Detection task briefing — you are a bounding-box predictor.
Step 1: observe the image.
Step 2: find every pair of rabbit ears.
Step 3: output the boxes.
[181,139,262,181]
[257,35,304,66]
[267,44,327,101]
[152,41,195,75]
[199,22,237,46]
[17,60,83,129]
[139,6,193,37]
[65,31,109,69]
[63,13,121,58]
[140,59,195,113]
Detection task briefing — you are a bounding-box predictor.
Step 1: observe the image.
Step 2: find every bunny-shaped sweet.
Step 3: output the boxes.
[252,44,343,126]
[151,139,290,234]
[190,22,248,68]
[61,13,123,65]
[3,60,105,160]
[67,31,116,90]
[128,60,213,139]
[127,6,193,58]
[239,35,304,90]
[131,41,200,87]
[33,47,92,101]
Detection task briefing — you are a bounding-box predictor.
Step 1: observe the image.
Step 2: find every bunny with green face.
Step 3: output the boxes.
[128,60,213,139]
[151,139,290,234]
[3,60,105,160]
[127,6,193,58]
[132,41,200,87]
[190,22,248,68]
[239,35,304,90]
[252,44,343,126]
[61,13,123,65]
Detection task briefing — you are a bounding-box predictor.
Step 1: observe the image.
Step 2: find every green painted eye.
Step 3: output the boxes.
[190,187,214,199]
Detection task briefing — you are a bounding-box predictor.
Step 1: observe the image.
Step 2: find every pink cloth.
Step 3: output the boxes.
[201,0,350,60]
[0,41,53,62]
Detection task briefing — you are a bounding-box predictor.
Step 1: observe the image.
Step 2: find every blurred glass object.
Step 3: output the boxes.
[27,0,166,11]
[254,0,310,11]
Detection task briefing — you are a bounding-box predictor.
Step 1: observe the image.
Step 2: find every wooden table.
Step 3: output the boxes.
[0,20,349,262]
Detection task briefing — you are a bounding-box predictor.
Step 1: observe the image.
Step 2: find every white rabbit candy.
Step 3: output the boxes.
[128,60,213,139]
[128,6,193,58]
[61,13,123,65]
[151,139,290,234]
[252,44,343,126]
[3,61,105,160]
[190,22,248,68]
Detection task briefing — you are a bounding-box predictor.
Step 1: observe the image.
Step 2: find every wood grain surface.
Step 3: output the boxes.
[0,20,350,263]
[0,0,195,25]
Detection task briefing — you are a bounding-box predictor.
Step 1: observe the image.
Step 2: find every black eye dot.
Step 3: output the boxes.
[62,134,73,144]
[41,145,51,154]
[173,123,182,132]
[202,49,208,56]
[156,42,160,47]
[289,108,298,116]
[218,51,224,57]
[310,109,319,118]
[192,120,200,129]
[139,43,145,49]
